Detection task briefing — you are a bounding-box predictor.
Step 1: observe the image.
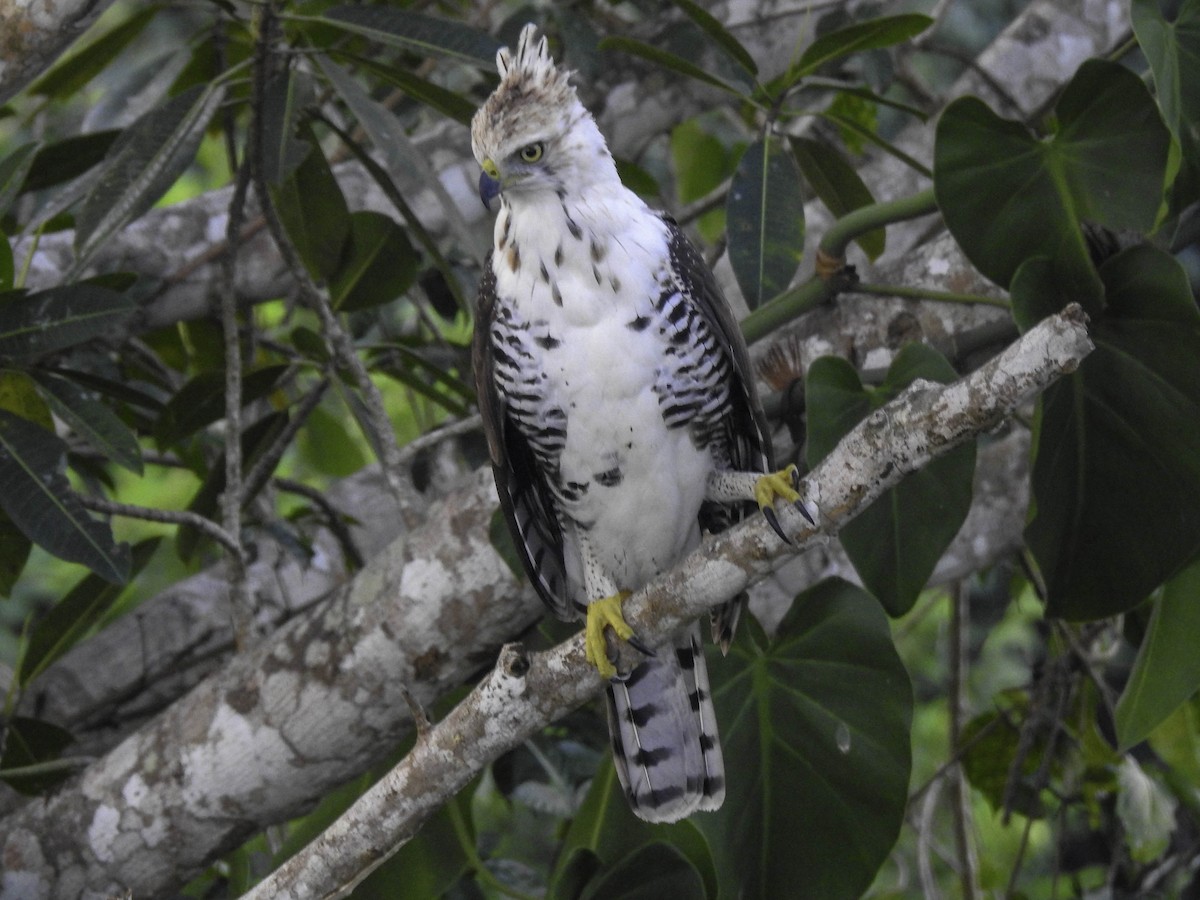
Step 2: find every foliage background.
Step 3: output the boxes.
[0,0,1198,897]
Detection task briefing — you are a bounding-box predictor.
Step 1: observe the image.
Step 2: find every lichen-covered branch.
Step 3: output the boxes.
[248,306,1094,900]
[0,0,120,105]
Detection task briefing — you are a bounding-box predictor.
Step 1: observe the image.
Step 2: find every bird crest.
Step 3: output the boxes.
[496,24,566,93]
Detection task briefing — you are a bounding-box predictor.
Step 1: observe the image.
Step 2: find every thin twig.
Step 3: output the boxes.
[949,582,979,900]
[274,477,365,571]
[79,496,240,558]
[241,376,330,503]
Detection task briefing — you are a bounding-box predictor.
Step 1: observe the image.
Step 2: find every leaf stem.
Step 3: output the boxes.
[850,280,1010,308]
[819,186,938,261]
[741,274,839,345]
[446,794,540,900]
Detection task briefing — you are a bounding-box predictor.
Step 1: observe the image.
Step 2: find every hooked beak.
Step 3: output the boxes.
[479,159,501,210]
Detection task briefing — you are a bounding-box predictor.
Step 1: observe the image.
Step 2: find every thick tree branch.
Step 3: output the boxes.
[248,306,1094,899]
[0,0,120,105]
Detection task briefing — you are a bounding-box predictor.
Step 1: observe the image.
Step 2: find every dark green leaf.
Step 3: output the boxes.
[0,231,11,293]
[1116,558,1200,750]
[0,716,75,795]
[934,60,1172,309]
[268,123,351,281]
[960,692,1053,818]
[0,410,129,583]
[154,364,288,448]
[75,82,226,271]
[1131,0,1200,143]
[33,372,143,474]
[18,538,160,686]
[0,143,38,216]
[331,211,419,311]
[322,6,500,67]
[698,580,912,899]
[297,405,366,478]
[21,130,120,194]
[793,14,932,79]
[790,135,884,259]
[0,509,31,596]
[806,345,976,616]
[671,0,758,76]
[0,284,135,360]
[29,7,157,98]
[599,37,744,97]
[260,70,313,187]
[726,139,805,310]
[345,55,477,125]
[1021,245,1200,619]
[578,842,705,900]
[555,757,718,900]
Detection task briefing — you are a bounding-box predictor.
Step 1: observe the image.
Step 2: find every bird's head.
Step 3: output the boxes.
[471,25,617,209]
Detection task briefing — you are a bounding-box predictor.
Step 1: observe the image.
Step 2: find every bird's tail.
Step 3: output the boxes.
[605,622,725,822]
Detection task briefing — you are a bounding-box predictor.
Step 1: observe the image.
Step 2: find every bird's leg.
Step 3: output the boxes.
[706,465,817,543]
[576,529,644,679]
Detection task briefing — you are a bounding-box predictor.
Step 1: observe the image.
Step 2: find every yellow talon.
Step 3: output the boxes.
[585,591,633,679]
[754,464,802,508]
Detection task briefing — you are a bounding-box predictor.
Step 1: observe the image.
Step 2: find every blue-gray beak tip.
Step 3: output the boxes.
[479,171,501,211]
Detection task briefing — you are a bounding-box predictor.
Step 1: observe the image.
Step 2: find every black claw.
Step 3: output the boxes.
[789,467,801,491]
[762,505,792,544]
[628,633,654,657]
[795,498,816,526]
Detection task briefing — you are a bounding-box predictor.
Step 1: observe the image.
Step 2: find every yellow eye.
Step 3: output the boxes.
[519,143,544,163]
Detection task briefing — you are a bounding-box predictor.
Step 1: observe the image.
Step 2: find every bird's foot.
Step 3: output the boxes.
[585,591,636,680]
[754,464,817,543]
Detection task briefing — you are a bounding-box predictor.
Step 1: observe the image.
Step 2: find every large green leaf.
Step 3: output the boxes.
[17,538,160,687]
[806,345,976,616]
[792,14,932,79]
[33,371,143,474]
[599,37,745,97]
[552,758,718,900]
[330,211,419,312]
[344,54,477,125]
[75,82,225,270]
[259,70,312,187]
[0,284,135,360]
[578,842,706,900]
[268,123,351,281]
[28,7,158,98]
[790,135,884,259]
[0,716,75,795]
[1132,0,1200,144]
[322,6,500,67]
[934,60,1172,310]
[1020,245,1200,619]
[21,130,120,194]
[0,410,129,583]
[671,0,757,76]
[1115,557,1200,750]
[726,138,805,310]
[698,580,912,899]
[0,143,37,217]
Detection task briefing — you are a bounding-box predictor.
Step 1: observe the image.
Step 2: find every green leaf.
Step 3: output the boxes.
[1115,557,1200,750]
[555,757,718,900]
[17,538,160,686]
[0,143,38,217]
[344,55,477,125]
[0,509,31,596]
[1021,245,1200,619]
[1131,0,1200,143]
[330,211,419,311]
[259,70,312,187]
[29,7,157,98]
[1147,696,1200,785]
[578,842,706,900]
[671,0,758,76]
[726,139,805,310]
[0,230,11,293]
[75,82,226,271]
[296,405,366,478]
[21,131,121,195]
[32,372,143,474]
[698,580,912,899]
[0,410,129,583]
[960,691,1054,818]
[790,135,884,259]
[599,37,745,97]
[935,60,1172,309]
[268,123,351,281]
[0,284,136,360]
[793,14,933,79]
[806,345,976,616]
[154,364,288,448]
[322,6,500,67]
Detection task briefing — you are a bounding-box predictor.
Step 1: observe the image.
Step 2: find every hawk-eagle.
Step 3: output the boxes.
[471,25,808,823]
